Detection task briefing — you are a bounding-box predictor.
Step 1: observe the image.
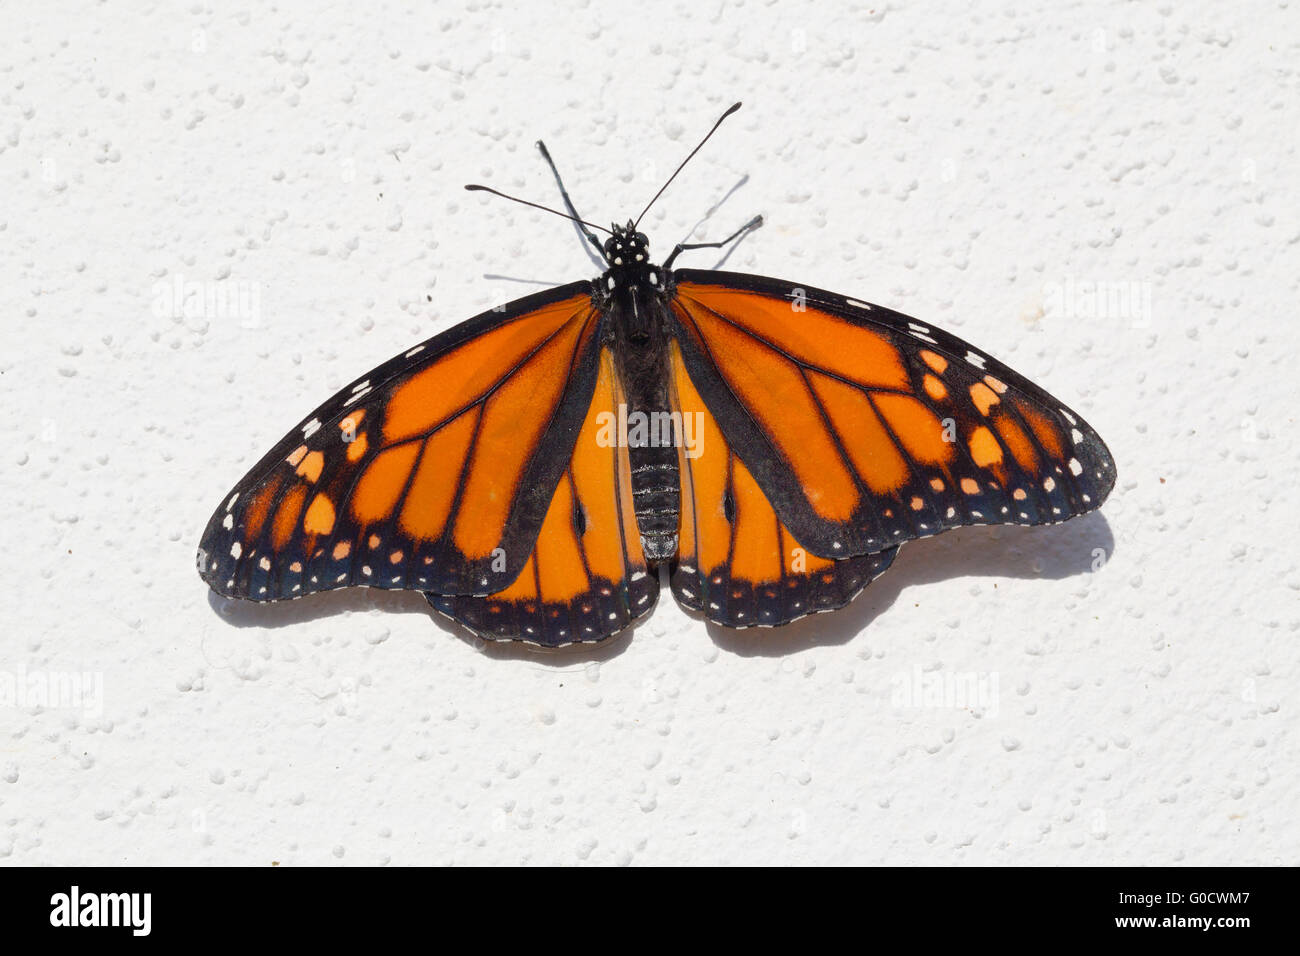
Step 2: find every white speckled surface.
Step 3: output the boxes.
[2,0,1296,865]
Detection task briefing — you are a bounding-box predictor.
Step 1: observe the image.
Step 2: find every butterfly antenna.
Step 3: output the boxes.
[633,102,742,230]
[463,184,612,234]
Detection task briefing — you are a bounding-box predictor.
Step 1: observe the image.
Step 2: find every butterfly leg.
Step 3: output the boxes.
[662,215,763,269]
[536,140,607,262]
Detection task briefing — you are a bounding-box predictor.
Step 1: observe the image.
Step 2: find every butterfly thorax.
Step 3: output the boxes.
[597,223,680,564]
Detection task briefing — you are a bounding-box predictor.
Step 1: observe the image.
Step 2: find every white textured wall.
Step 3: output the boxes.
[2,0,1295,865]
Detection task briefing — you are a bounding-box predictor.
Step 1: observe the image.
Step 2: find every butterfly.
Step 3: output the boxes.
[197,103,1116,646]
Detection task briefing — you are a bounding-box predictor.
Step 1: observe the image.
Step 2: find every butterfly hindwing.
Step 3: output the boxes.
[667,270,1116,559]
[197,282,604,601]
[669,341,899,627]
[426,348,659,645]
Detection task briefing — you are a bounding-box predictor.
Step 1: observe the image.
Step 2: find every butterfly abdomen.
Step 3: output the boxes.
[630,449,679,562]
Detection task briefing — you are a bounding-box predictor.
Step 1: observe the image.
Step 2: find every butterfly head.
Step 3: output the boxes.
[604,220,651,267]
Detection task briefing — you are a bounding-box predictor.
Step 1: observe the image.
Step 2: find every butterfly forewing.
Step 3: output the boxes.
[197,282,604,601]
[667,270,1116,559]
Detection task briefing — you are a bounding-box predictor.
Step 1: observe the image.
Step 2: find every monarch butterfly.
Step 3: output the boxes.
[197,103,1116,646]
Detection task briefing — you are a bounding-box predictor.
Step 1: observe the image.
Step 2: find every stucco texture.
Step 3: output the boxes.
[1,0,1295,864]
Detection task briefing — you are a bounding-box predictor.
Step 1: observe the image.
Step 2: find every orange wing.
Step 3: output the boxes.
[197,283,604,601]
[669,341,898,627]
[668,271,1117,559]
[427,348,658,645]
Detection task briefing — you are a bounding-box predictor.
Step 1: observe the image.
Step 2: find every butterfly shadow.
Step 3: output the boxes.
[209,585,439,629]
[207,578,646,666]
[701,512,1117,658]
[480,273,574,287]
[682,175,749,231]
[207,514,1114,665]
[675,175,761,270]
[438,510,1114,664]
